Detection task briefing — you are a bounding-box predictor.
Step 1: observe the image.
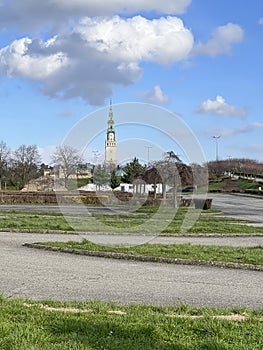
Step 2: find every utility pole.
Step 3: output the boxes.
[145,146,152,165]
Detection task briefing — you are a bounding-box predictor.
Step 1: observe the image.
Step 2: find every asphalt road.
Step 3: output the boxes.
[0,232,262,308]
[80,233,263,246]
[209,193,263,224]
[0,193,262,307]
[0,193,262,223]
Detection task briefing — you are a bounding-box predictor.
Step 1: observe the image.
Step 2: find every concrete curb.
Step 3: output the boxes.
[1,228,263,237]
[0,228,78,234]
[23,243,263,272]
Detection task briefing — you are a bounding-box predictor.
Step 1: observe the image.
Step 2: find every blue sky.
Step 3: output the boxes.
[0,0,262,165]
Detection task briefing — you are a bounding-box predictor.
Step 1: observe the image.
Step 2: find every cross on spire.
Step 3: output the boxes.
[107,98,114,133]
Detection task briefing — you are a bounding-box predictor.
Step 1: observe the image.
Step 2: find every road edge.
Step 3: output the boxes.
[23,242,263,272]
[1,228,263,237]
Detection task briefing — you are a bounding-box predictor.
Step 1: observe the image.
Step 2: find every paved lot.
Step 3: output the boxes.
[209,193,263,224]
[0,193,262,222]
[0,193,262,307]
[0,232,262,308]
[82,233,263,246]
[1,231,263,247]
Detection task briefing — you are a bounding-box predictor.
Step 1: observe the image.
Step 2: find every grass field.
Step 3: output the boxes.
[1,204,262,349]
[41,240,263,266]
[0,208,263,234]
[0,296,262,350]
[238,179,261,191]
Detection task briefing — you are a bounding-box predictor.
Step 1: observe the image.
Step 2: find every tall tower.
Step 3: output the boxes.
[105,99,117,171]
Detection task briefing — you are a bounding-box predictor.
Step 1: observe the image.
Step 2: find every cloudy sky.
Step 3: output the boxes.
[0,0,262,164]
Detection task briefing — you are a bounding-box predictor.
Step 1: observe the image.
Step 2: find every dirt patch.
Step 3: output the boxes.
[24,303,127,315]
[24,303,93,313]
[166,313,248,321]
[108,310,127,315]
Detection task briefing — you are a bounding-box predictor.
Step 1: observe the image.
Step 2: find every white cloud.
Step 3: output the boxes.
[0,16,193,105]
[0,38,68,79]
[192,23,244,56]
[77,16,193,65]
[237,123,263,134]
[232,143,263,158]
[48,0,192,15]
[143,85,169,104]
[0,0,192,31]
[258,18,263,25]
[245,144,263,152]
[196,96,247,118]
[204,123,263,137]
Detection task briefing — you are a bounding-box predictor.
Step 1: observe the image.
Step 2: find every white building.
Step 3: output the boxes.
[115,182,168,194]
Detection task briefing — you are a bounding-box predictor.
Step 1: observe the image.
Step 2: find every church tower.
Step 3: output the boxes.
[105,100,117,171]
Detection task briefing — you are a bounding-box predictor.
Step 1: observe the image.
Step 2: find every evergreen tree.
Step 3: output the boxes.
[110,170,121,189]
[122,157,146,183]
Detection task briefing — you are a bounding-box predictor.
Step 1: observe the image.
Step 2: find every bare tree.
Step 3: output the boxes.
[207,158,263,180]
[164,151,182,163]
[143,156,194,205]
[11,144,41,189]
[52,145,83,187]
[0,140,10,190]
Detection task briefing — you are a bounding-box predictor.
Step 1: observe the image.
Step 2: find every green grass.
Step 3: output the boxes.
[91,209,262,234]
[0,296,262,350]
[208,182,222,191]
[43,240,263,266]
[0,215,73,231]
[165,213,262,234]
[207,179,261,192]
[0,207,263,234]
[238,179,261,191]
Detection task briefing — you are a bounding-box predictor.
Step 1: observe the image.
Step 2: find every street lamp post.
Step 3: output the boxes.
[213,136,221,181]
[227,155,232,177]
[213,136,221,161]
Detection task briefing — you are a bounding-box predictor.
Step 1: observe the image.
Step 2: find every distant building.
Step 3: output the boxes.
[54,163,94,180]
[43,168,54,178]
[105,100,117,171]
[21,176,54,192]
[115,183,166,194]
[76,163,94,179]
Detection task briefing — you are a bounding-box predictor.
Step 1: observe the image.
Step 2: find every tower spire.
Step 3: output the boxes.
[107,98,114,133]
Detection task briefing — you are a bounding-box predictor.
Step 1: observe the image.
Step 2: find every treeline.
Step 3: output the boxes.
[0,142,85,190]
[207,158,263,179]
[0,141,42,190]
[1,139,263,191]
